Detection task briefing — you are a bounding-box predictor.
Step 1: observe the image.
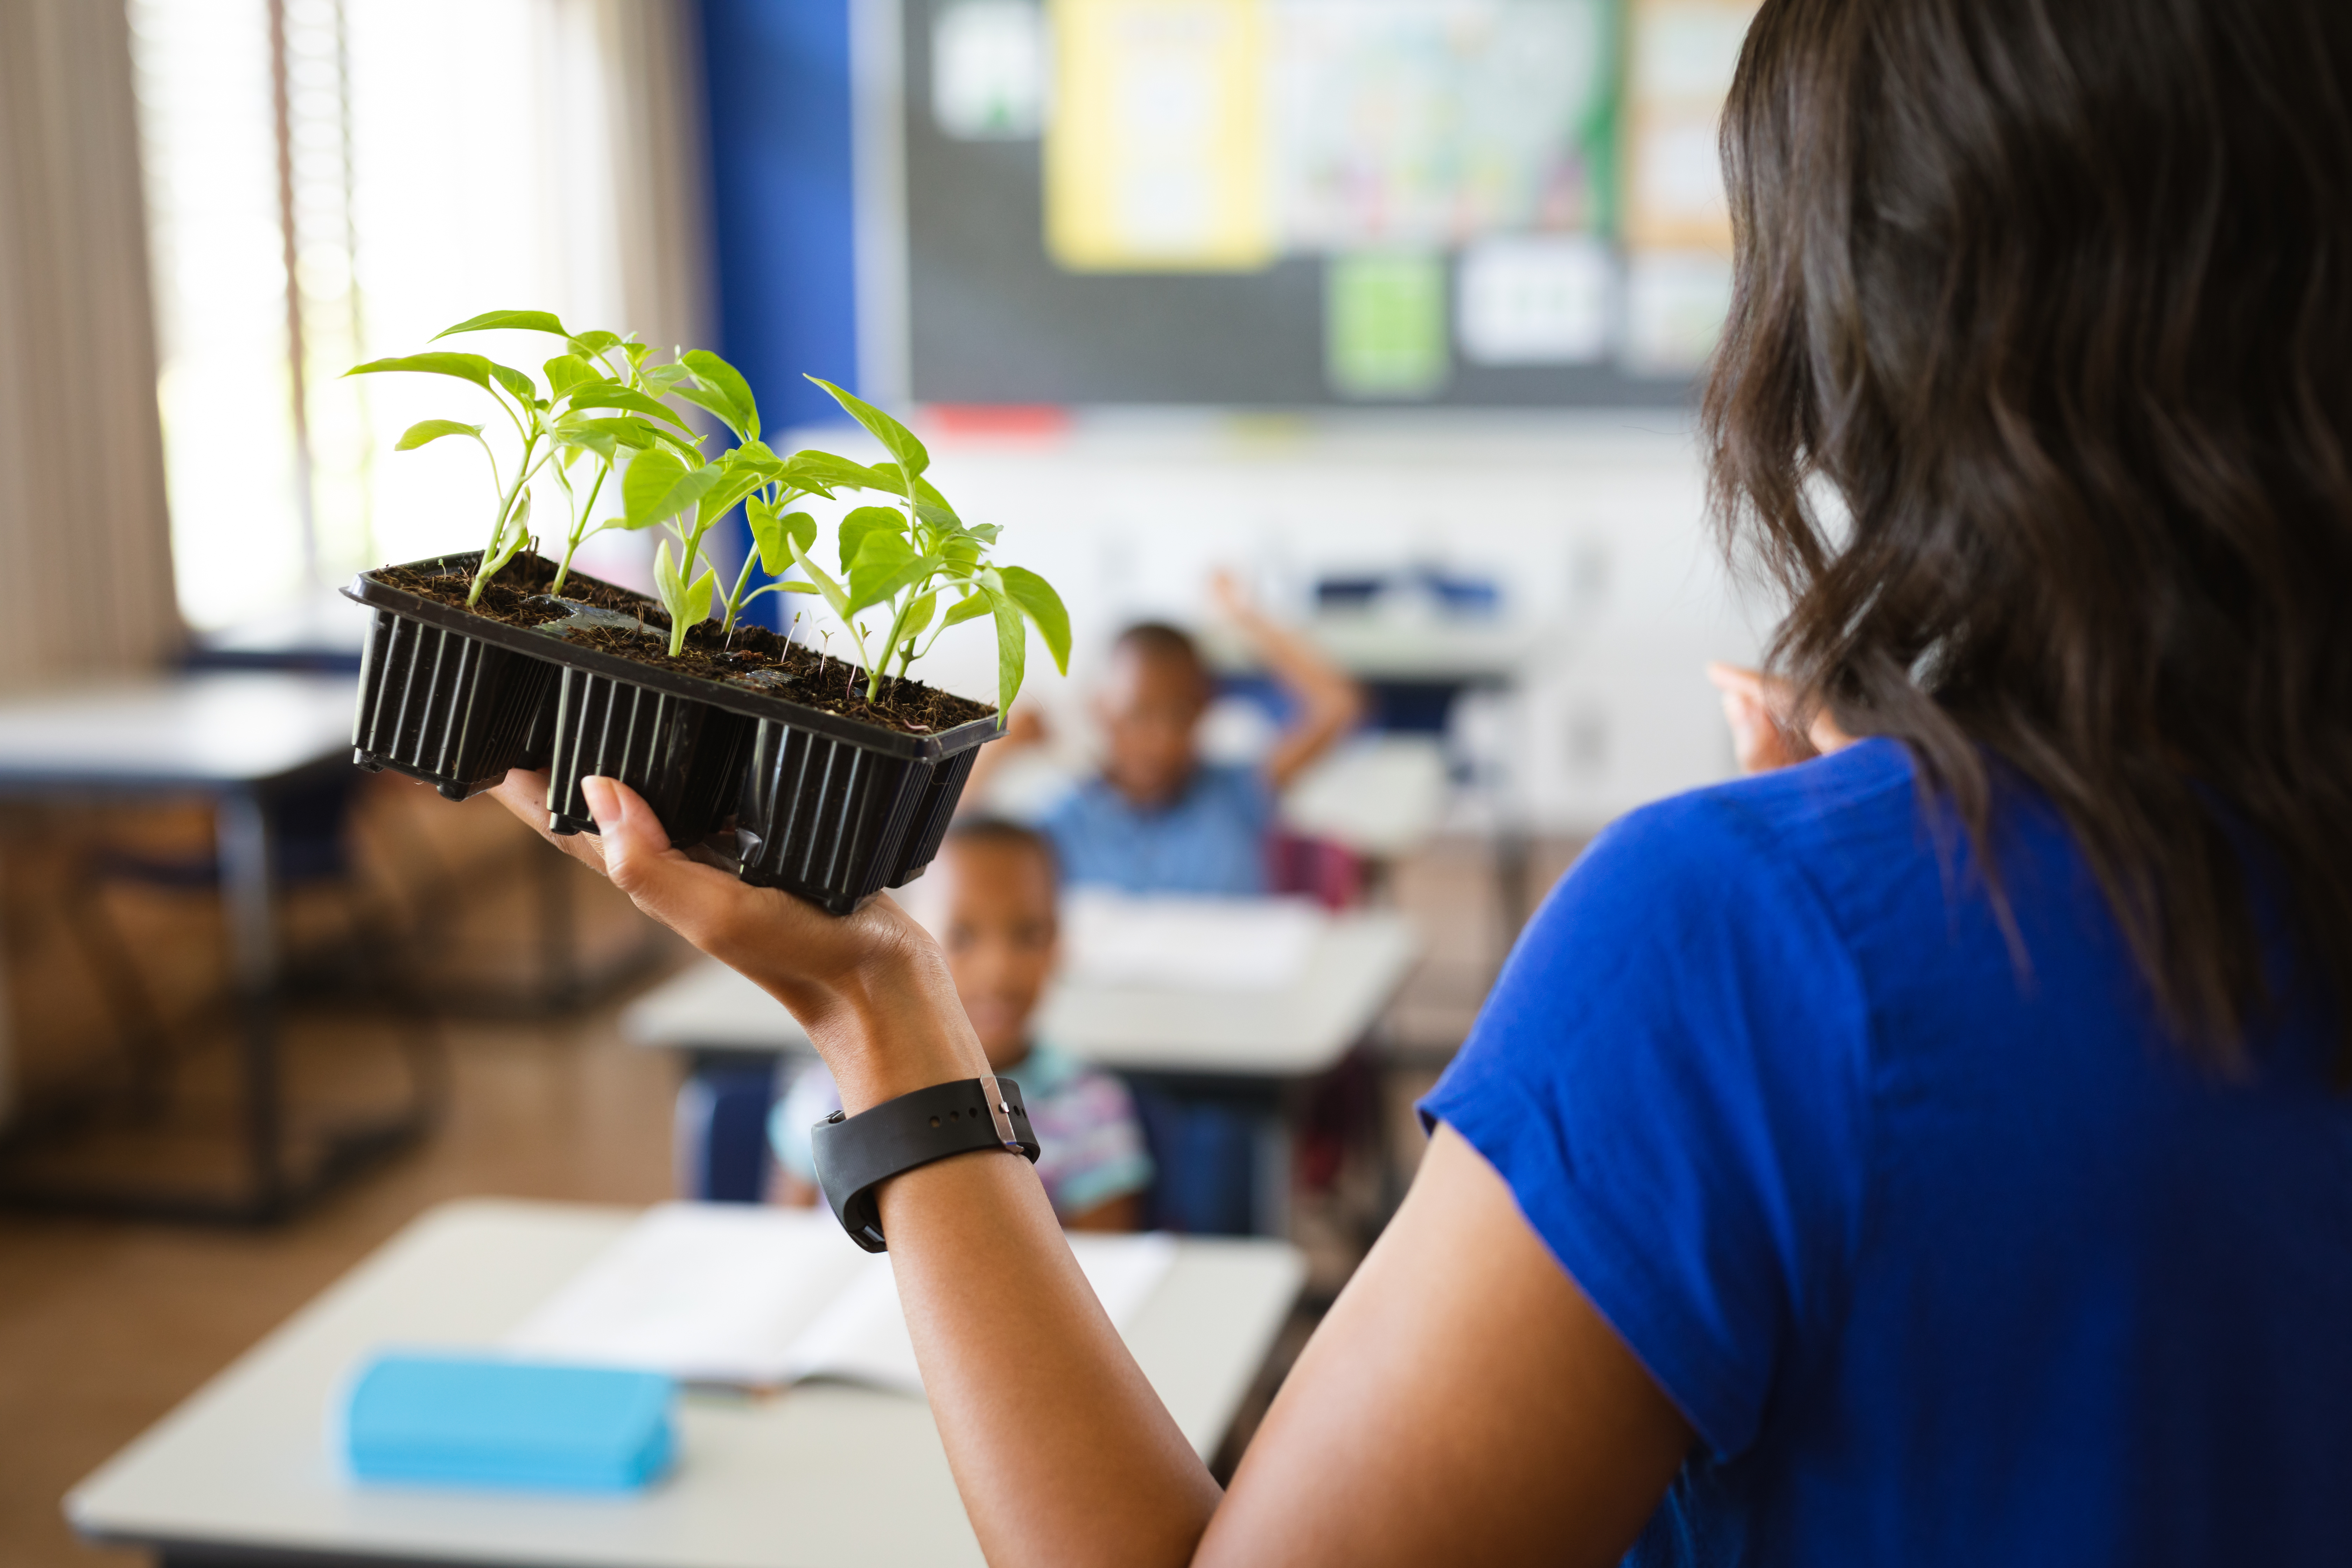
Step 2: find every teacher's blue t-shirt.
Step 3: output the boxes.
[1422,739,2352,1567]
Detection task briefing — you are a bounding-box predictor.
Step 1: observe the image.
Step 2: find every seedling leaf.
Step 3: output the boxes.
[786,534,853,623]
[839,505,906,570]
[670,384,750,439]
[941,589,993,628]
[849,549,930,617]
[747,498,817,574]
[394,419,482,451]
[435,308,571,340]
[346,352,492,391]
[805,376,928,477]
[695,459,770,526]
[997,566,1071,674]
[785,450,884,495]
[682,350,760,440]
[544,354,603,398]
[566,384,698,434]
[684,566,717,628]
[866,464,959,523]
[985,584,1025,722]
[488,362,539,402]
[899,589,938,643]
[623,451,725,527]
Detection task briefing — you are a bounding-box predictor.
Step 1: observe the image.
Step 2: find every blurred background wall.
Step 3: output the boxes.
[0,0,178,690]
[90,0,1767,835]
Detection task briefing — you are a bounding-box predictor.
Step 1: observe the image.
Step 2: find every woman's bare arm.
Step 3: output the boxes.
[491,770,1690,1565]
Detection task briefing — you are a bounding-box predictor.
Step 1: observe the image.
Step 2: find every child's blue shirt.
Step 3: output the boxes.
[1041,763,1273,895]
[1422,738,2352,1565]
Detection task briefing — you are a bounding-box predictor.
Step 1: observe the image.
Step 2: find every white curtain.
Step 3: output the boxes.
[598,0,714,360]
[0,0,180,688]
[558,0,717,592]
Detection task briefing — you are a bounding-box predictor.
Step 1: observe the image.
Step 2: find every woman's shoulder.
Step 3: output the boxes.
[1614,736,1918,856]
[1559,738,1925,948]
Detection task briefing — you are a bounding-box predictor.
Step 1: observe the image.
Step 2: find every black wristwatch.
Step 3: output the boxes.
[810,1074,1041,1252]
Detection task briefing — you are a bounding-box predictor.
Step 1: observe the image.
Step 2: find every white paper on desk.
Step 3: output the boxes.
[505,1202,1176,1398]
[505,1204,870,1386]
[1060,892,1325,993]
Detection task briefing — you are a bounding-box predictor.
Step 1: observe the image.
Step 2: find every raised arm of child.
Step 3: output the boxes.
[1210,570,1364,793]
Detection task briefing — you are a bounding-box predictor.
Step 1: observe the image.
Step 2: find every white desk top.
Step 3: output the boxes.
[196,593,373,660]
[0,671,358,790]
[1280,735,1449,861]
[1201,614,1534,685]
[68,1198,1305,1568]
[624,910,1420,1080]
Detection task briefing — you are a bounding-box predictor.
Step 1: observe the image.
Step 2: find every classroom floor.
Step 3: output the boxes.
[0,796,1581,1568]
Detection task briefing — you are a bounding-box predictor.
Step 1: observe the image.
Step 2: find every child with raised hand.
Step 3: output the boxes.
[968,569,1363,895]
[768,818,1153,1231]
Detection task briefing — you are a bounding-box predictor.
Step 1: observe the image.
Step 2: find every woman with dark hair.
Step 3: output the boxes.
[492,0,2352,1560]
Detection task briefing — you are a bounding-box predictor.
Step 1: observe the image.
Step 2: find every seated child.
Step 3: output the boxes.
[972,570,1364,896]
[768,818,1153,1230]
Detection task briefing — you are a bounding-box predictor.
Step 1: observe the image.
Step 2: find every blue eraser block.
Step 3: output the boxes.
[345,1353,675,1492]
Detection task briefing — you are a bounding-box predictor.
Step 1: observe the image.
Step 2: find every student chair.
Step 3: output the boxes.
[62,769,446,1125]
[673,1058,782,1203]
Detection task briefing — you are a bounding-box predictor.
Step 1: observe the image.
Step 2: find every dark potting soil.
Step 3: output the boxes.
[374,558,994,736]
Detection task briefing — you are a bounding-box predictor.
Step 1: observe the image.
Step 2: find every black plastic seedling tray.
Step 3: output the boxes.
[344,551,1001,914]
[346,551,565,799]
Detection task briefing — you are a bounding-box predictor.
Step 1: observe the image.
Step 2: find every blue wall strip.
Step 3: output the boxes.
[699,0,860,628]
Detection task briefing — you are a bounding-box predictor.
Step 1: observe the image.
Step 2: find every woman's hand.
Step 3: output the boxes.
[487,769,986,1112]
[1706,662,1855,774]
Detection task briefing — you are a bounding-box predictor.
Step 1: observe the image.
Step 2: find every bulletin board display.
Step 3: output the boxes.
[898,0,1757,408]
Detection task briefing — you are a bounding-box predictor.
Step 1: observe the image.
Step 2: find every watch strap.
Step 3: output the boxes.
[811,1076,1041,1252]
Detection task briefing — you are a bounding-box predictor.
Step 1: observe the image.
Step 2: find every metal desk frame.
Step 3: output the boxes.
[0,682,442,1223]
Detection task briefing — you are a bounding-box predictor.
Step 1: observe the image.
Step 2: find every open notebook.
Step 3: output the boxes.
[506,1203,1176,1398]
[1057,891,1326,993]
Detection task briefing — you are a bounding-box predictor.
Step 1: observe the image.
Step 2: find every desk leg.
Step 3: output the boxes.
[217,790,285,1218]
[1251,1112,1293,1240]
[1494,822,1533,954]
[537,839,578,1010]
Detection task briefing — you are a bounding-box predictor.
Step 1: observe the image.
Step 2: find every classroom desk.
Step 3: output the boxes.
[66,1197,1308,1568]
[625,911,1419,1079]
[184,592,372,675]
[626,912,1421,1232]
[1201,612,1534,731]
[0,671,433,1222]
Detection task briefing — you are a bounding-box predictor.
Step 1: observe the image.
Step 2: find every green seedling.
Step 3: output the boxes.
[352,310,1068,722]
[348,308,705,605]
[637,351,859,648]
[790,377,1070,722]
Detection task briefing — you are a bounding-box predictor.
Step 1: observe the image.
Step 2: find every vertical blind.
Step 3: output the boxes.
[0,0,180,687]
[130,0,714,631]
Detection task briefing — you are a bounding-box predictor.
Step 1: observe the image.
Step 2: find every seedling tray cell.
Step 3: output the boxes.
[350,590,559,800]
[732,714,994,915]
[545,666,754,846]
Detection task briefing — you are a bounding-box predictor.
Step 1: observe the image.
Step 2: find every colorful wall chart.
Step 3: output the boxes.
[904,0,1757,405]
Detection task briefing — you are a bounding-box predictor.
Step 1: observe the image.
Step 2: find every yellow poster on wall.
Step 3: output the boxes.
[1044,0,1277,273]
[1620,0,1756,371]
[1622,0,1757,253]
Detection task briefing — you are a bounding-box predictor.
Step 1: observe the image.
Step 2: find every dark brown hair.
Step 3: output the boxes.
[1706,0,2352,1072]
[1113,621,1208,677]
[944,815,1059,882]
